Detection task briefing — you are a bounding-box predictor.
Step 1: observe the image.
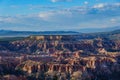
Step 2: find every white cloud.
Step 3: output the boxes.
[84,1,89,5]
[93,3,105,8]
[110,18,116,23]
[0,17,17,23]
[93,3,120,9]
[51,0,72,2]
[0,3,120,31]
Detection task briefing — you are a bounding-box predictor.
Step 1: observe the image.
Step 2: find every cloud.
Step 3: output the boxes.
[93,3,105,8]
[51,0,72,2]
[84,1,89,5]
[0,16,17,23]
[28,5,61,10]
[0,3,120,31]
[36,5,120,29]
[93,3,120,9]
[110,18,118,23]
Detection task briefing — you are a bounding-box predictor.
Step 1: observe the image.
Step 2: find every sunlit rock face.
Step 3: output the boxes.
[28,35,75,41]
[0,51,119,80]
[0,35,120,54]
[16,54,120,77]
[18,60,85,74]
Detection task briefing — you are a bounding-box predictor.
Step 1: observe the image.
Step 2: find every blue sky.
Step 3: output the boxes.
[0,0,120,31]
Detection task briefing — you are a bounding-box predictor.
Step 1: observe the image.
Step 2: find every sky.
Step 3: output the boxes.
[0,0,120,31]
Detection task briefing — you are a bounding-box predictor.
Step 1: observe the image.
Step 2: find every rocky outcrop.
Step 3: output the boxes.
[0,36,120,54]
[1,75,27,80]
[16,54,120,75]
[0,35,120,80]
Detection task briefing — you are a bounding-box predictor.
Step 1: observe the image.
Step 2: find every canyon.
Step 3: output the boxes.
[0,31,120,80]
